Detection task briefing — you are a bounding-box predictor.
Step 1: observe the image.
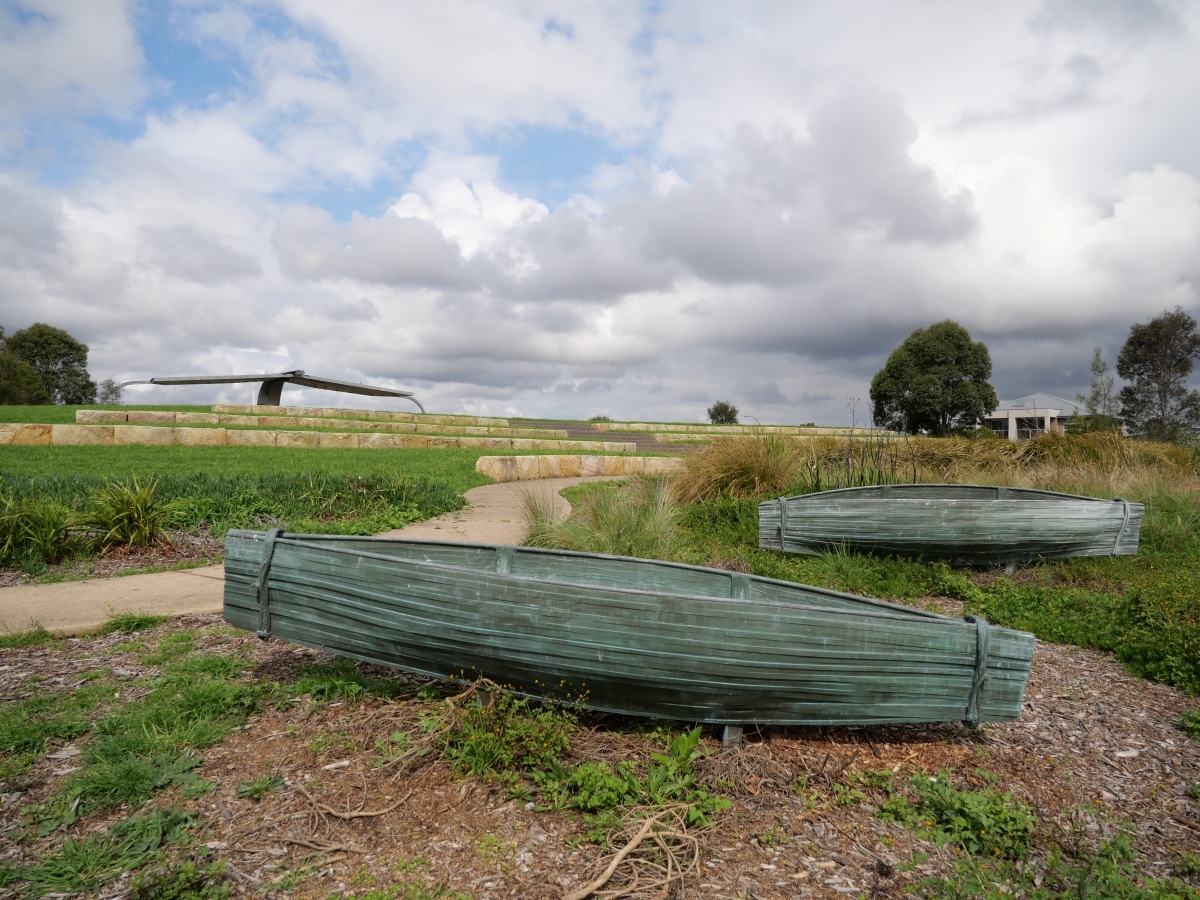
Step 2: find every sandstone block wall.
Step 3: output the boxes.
[475,455,686,482]
[74,409,566,439]
[212,404,509,427]
[1,423,640,454]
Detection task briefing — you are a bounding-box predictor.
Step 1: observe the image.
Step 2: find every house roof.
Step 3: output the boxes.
[985,393,1084,417]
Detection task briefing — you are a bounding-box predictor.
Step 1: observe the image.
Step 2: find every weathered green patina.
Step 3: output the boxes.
[223,531,1034,726]
[761,484,1142,565]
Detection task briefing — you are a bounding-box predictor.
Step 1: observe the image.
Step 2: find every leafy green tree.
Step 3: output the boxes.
[1071,346,1121,432]
[5,323,96,404]
[1116,307,1200,442]
[0,354,51,405]
[0,326,51,404]
[870,320,997,436]
[707,400,739,425]
[97,378,124,404]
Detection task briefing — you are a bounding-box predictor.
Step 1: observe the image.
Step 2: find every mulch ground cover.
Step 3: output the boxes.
[1,613,1198,899]
[0,530,225,588]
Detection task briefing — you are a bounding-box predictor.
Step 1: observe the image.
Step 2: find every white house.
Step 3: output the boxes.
[983,393,1086,441]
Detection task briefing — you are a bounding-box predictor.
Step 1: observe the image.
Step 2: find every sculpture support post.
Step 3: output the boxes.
[257,379,286,406]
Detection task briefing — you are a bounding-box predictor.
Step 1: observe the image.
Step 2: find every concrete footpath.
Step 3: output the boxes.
[0,476,619,636]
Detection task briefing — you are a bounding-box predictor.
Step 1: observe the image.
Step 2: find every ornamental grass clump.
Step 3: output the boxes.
[670,433,802,503]
[521,477,678,560]
[76,478,171,550]
[0,494,75,569]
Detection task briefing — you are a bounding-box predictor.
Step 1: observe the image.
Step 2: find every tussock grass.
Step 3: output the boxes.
[521,477,677,559]
[0,623,56,649]
[672,430,1197,503]
[99,612,170,635]
[670,434,803,502]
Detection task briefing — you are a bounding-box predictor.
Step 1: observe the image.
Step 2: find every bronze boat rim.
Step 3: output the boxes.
[247,531,955,623]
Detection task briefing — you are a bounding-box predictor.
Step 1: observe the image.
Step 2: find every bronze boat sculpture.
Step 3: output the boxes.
[760,484,1142,566]
[224,530,1034,726]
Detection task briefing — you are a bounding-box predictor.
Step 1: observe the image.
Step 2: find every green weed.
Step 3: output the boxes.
[291,657,410,703]
[236,774,284,800]
[100,611,169,634]
[759,823,789,848]
[917,827,1200,900]
[34,652,259,827]
[534,727,732,835]
[884,771,1035,859]
[1180,710,1200,740]
[443,692,574,780]
[0,623,56,648]
[14,808,194,897]
[129,856,231,900]
[0,693,90,758]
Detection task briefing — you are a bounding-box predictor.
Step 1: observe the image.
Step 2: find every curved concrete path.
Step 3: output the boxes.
[0,476,621,636]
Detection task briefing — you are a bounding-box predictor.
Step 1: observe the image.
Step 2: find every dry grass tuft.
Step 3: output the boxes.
[670,430,1197,503]
[521,477,678,559]
[670,433,803,502]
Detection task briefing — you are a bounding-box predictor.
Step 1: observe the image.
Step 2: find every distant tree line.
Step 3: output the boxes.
[0,323,101,405]
[869,307,1200,443]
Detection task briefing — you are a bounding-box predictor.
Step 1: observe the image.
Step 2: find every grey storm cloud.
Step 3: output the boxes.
[140,224,261,284]
[1029,0,1183,38]
[615,89,976,286]
[273,206,483,288]
[0,179,63,266]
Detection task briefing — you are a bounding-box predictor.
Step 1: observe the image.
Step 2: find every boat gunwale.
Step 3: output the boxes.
[773,484,1134,505]
[228,531,979,627]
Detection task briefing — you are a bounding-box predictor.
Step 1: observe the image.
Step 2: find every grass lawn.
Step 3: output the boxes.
[0,445,494,493]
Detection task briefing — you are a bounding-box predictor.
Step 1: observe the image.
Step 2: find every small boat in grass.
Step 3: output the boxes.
[759,484,1142,566]
[224,530,1034,727]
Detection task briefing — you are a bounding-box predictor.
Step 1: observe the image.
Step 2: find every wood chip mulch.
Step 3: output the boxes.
[0,529,224,588]
[1,616,1198,900]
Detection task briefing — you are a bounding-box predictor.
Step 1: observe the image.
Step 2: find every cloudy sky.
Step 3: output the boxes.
[2,0,1198,423]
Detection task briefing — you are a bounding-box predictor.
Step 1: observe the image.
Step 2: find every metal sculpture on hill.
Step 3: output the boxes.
[120,370,424,411]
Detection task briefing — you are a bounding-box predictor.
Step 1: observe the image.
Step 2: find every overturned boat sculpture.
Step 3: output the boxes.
[760,484,1142,566]
[224,530,1034,726]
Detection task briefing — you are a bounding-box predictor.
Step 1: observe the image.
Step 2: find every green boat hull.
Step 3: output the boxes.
[223,530,1034,726]
[761,484,1142,565]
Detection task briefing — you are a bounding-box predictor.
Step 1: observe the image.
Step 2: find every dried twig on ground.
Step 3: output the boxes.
[276,834,366,854]
[296,781,412,819]
[563,807,700,900]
